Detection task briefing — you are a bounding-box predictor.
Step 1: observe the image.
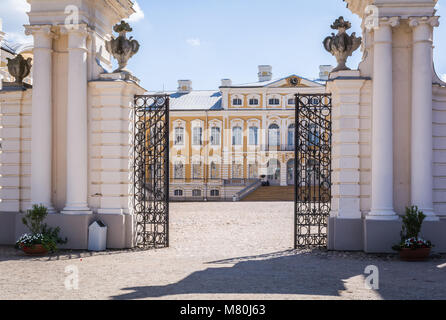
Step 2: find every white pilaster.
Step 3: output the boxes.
[62,25,91,214]
[409,16,440,221]
[24,25,55,211]
[367,17,400,221]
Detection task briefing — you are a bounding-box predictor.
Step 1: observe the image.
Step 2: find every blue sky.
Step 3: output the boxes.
[1,0,445,91]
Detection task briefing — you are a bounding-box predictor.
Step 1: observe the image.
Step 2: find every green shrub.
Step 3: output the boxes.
[16,205,67,252]
[392,206,433,251]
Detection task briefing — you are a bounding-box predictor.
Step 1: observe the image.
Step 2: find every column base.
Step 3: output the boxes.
[418,208,439,221]
[61,209,93,215]
[97,209,126,215]
[366,210,399,221]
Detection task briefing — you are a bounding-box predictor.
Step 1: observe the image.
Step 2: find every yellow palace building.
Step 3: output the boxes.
[165,65,332,201]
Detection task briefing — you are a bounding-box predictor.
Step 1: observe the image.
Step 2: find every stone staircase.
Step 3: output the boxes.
[241,186,295,202]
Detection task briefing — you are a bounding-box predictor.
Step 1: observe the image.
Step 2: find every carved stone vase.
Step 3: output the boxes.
[323,16,362,72]
[6,54,32,85]
[106,20,140,73]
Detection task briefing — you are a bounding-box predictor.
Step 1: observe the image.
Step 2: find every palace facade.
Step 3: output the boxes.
[165,65,331,201]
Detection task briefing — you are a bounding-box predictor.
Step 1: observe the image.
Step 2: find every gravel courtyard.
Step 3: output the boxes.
[1,202,445,300]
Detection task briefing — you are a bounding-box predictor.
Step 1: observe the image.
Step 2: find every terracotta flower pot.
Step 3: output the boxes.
[399,248,431,262]
[22,244,48,255]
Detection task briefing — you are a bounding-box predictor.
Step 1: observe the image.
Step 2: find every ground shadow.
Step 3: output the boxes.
[111,250,366,300]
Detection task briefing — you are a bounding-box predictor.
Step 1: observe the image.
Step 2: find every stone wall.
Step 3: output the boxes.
[433,85,446,217]
[0,88,32,212]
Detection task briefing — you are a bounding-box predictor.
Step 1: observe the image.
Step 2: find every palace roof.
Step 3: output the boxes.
[154,90,223,111]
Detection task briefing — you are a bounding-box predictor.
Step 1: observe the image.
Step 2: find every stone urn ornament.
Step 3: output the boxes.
[6,54,32,85]
[106,20,140,74]
[323,16,362,72]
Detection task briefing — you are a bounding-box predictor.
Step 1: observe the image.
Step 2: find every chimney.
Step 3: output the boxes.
[258,65,272,82]
[177,80,192,93]
[319,65,334,81]
[221,79,232,87]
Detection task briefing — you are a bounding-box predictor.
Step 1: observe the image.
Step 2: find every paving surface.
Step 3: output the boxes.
[1,202,445,300]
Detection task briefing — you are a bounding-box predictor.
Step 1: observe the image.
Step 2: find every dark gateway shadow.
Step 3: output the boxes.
[112,250,446,300]
[111,250,370,300]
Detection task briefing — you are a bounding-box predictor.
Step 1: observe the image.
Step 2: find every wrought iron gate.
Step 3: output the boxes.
[294,94,332,249]
[133,95,170,249]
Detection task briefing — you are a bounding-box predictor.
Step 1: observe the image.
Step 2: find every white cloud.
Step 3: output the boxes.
[5,32,32,45]
[0,0,30,45]
[186,38,201,47]
[0,0,30,15]
[127,1,145,23]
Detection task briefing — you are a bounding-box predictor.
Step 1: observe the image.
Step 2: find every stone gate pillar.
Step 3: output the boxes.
[327,71,368,251]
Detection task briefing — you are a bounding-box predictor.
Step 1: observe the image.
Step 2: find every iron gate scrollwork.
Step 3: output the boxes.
[294,94,332,249]
[133,95,169,249]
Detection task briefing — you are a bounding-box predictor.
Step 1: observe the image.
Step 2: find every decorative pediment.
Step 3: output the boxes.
[265,75,322,88]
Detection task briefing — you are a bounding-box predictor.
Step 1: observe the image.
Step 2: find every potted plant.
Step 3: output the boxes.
[392,206,433,261]
[15,205,67,255]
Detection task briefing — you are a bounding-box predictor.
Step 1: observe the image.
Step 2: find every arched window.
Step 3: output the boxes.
[174,162,184,179]
[192,189,202,197]
[210,127,220,146]
[249,126,259,145]
[269,98,280,105]
[210,162,220,179]
[174,190,183,196]
[210,190,220,197]
[268,124,280,147]
[232,126,243,145]
[192,161,202,179]
[308,124,320,146]
[288,98,295,105]
[288,124,295,148]
[233,98,243,106]
[174,127,184,145]
[232,162,243,179]
[248,162,258,179]
[249,98,259,106]
[192,127,202,145]
[306,159,320,186]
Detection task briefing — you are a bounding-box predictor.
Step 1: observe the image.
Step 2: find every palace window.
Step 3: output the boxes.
[174,189,183,197]
[249,98,259,106]
[288,98,295,105]
[308,124,320,146]
[268,124,280,147]
[249,126,259,145]
[232,162,243,179]
[210,127,221,146]
[288,124,295,147]
[269,98,280,106]
[192,189,202,197]
[210,162,220,179]
[192,161,202,179]
[232,126,243,146]
[233,98,243,106]
[174,127,184,145]
[306,159,320,186]
[248,163,258,179]
[310,97,320,106]
[210,189,220,197]
[192,127,202,146]
[174,162,184,179]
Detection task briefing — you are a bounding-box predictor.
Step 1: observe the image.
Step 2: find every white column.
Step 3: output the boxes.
[367,18,399,220]
[62,26,91,214]
[25,25,54,211]
[409,17,440,221]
